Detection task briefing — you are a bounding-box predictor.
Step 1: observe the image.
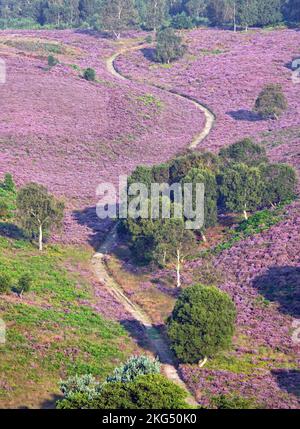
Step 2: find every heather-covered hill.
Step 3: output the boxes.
[0,30,204,244]
[115,28,300,153]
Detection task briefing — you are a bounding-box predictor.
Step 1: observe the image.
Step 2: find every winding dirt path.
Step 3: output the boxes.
[106,44,215,149]
[92,44,215,407]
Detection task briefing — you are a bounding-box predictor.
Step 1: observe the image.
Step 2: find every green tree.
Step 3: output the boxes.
[124,198,195,287]
[153,217,196,287]
[182,167,218,242]
[260,163,297,207]
[219,138,268,167]
[219,163,263,220]
[254,84,288,120]
[236,0,258,31]
[155,27,186,64]
[169,151,220,183]
[184,0,207,20]
[144,0,168,31]
[107,355,161,383]
[207,0,236,27]
[167,284,236,364]
[16,183,64,251]
[171,12,194,29]
[57,374,189,409]
[100,0,138,39]
[255,0,282,27]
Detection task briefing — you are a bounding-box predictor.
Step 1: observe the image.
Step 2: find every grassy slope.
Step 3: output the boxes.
[0,190,138,408]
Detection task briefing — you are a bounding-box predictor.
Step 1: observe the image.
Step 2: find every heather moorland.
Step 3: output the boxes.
[0,25,299,409]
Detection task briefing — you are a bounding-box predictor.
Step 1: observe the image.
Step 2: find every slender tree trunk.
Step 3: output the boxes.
[163,250,166,266]
[243,210,248,221]
[38,223,43,251]
[198,356,208,368]
[176,249,181,288]
[233,3,237,32]
[200,230,207,243]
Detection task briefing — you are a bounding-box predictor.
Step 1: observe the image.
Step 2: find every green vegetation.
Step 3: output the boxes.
[155,28,186,64]
[0,176,137,407]
[57,374,189,409]
[0,237,136,407]
[201,207,285,256]
[167,284,236,364]
[259,163,297,206]
[210,394,259,409]
[47,55,59,67]
[107,355,161,383]
[83,68,96,82]
[0,0,289,32]
[136,94,163,109]
[254,84,288,120]
[2,38,64,54]
[219,163,264,220]
[16,183,64,251]
[220,138,268,167]
[0,273,12,294]
[182,167,218,241]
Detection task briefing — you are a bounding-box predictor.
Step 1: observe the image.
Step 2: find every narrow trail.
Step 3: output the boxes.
[92,43,215,407]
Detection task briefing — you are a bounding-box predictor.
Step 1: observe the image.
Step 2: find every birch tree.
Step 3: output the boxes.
[100,0,138,39]
[17,183,64,251]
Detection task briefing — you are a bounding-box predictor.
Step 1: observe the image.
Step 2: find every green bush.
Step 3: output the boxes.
[254,84,287,120]
[210,394,258,409]
[167,284,236,363]
[83,68,96,81]
[47,55,59,67]
[57,374,189,409]
[0,273,12,294]
[17,273,33,295]
[60,374,100,400]
[107,355,160,383]
[219,139,268,167]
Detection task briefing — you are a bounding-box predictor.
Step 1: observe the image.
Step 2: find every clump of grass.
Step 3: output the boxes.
[136,94,163,109]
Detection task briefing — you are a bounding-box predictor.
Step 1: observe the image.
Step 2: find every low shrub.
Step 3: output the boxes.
[210,394,259,409]
[57,374,189,409]
[83,68,96,81]
[48,55,59,67]
[106,355,161,383]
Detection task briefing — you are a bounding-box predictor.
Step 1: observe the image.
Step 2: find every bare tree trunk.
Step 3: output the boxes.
[38,223,43,251]
[198,356,208,368]
[200,230,207,242]
[243,210,248,221]
[176,249,181,288]
[233,2,237,32]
